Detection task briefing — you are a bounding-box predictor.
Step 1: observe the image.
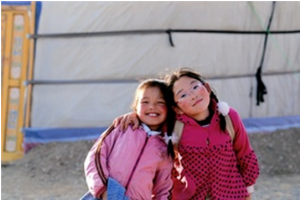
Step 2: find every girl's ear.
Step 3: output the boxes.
[173,106,184,115]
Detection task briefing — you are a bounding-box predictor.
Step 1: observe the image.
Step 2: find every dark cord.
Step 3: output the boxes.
[256,1,276,106]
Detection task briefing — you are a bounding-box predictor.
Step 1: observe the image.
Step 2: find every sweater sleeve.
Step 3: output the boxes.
[152,157,173,200]
[229,108,260,187]
[84,126,120,198]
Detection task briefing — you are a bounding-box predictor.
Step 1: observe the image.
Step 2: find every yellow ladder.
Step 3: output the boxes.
[1,3,36,162]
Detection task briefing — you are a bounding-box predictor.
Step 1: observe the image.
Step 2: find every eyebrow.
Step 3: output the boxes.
[175,80,198,96]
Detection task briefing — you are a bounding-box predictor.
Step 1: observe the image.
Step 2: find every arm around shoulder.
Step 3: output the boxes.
[113,112,139,131]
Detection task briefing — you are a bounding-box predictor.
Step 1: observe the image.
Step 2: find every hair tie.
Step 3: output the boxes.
[217,101,230,116]
[163,133,179,145]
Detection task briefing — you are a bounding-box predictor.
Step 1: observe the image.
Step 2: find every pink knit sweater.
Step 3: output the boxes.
[172,108,259,200]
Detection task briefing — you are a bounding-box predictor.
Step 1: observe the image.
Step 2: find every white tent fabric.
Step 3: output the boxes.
[31,1,300,128]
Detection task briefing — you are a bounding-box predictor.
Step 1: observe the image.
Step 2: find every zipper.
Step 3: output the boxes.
[125,135,149,189]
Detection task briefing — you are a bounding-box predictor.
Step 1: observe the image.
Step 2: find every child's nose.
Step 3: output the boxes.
[149,103,155,109]
[189,90,197,98]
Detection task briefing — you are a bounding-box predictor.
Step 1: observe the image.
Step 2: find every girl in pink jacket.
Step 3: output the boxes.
[83,79,175,200]
[115,68,260,200]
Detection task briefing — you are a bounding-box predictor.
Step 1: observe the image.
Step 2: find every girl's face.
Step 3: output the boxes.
[136,87,167,130]
[173,76,210,121]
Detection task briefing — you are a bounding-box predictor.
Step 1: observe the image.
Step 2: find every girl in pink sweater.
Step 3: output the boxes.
[115,68,260,200]
[83,79,175,200]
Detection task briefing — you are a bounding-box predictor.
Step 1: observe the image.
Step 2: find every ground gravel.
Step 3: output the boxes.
[1,128,300,200]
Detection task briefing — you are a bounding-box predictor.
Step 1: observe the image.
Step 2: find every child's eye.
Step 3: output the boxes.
[157,101,166,105]
[141,101,149,104]
[180,93,187,99]
[193,85,199,90]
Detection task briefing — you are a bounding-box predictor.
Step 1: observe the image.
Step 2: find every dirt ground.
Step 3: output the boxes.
[1,128,300,200]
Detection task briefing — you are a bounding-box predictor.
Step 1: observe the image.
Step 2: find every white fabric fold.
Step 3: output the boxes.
[141,123,161,137]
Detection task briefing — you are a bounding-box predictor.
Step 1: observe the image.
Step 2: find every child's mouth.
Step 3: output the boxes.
[193,99,203,106]
[147,113,159,117]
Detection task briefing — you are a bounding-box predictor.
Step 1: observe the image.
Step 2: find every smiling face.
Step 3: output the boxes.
[173,76,210,121]
[135,86,167,131]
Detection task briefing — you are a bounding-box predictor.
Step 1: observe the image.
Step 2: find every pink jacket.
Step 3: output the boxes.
[172,108,259,200]
[84,125,173,200]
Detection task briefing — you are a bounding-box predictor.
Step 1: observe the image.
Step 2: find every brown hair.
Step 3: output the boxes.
[132,79,176,159]
[131,79,168,110]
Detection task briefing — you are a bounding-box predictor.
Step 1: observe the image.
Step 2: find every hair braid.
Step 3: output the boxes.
[210,91,226,132]
[166,97,176,159]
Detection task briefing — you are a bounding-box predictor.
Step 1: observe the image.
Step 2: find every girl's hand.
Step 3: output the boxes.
[113,112,139,131]
[245,194,251,200]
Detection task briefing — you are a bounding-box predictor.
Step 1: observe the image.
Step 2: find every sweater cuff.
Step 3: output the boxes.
[247,185,254,193]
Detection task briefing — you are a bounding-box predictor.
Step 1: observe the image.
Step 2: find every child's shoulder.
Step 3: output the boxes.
[228,107,242,121]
